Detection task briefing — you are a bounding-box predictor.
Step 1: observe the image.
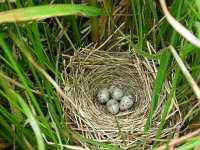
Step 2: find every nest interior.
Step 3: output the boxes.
[61,47,181,149]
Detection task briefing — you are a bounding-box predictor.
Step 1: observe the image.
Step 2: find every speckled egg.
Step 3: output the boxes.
[110,86,124,101]
[106,99,119,115]
[119,95,134,111]
[97,88,110,103]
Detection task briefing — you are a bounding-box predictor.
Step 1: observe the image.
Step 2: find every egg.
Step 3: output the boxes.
[106,99,119,115]
[110,86,124,101]
[97,88,110,103]
[119,95,134,111]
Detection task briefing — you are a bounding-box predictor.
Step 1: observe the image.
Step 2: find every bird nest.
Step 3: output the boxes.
[61,44,181,149]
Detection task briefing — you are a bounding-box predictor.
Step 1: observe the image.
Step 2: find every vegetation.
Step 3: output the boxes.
[0,0,199,149]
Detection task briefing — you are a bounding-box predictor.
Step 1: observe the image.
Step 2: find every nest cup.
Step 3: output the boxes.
[87,65,148,118]
[61,47,180,149]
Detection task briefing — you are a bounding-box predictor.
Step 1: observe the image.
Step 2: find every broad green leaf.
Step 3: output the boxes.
[0,4,104,24]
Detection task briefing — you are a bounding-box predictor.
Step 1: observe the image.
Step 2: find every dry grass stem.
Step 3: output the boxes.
[168,46,200,101]
[0,71,41,95]
[55,17,77,51]
[157,128,200,150]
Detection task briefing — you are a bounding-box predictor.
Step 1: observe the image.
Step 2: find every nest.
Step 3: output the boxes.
[61,43,181,149]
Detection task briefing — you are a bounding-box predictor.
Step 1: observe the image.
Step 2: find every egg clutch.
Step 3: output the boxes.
[97,86,134,115]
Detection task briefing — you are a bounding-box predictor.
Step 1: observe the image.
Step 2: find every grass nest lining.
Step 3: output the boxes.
[61,44,181,149]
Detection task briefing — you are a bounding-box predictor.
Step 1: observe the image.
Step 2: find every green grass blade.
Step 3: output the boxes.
[89,0,100,44]
[0,105,35,141]
[187,1,200,20]
[153,1,198,148]
[144,0,183,132]
[130,0,139,44]
[0,72,45,149]
[114,116,127,147]
[0,129,12,144]
[0,115,27,149]
[9,29,68,148]
[175,136,200,150]
[69,16,82,46]
[152,69,181,148]
[116,28,161,60]
[130,0,143,49]
[71,132,122,150]
[10,90,45,150]
[0,4,104,24]
[147,0,166,47]
[105,6,161,60]
[28,60,61,148]
[0,33,59,149]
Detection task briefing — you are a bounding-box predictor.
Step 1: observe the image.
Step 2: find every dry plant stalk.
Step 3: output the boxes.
[61,41,181,149]
[168,46,200,101]
[157,128,200,150]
